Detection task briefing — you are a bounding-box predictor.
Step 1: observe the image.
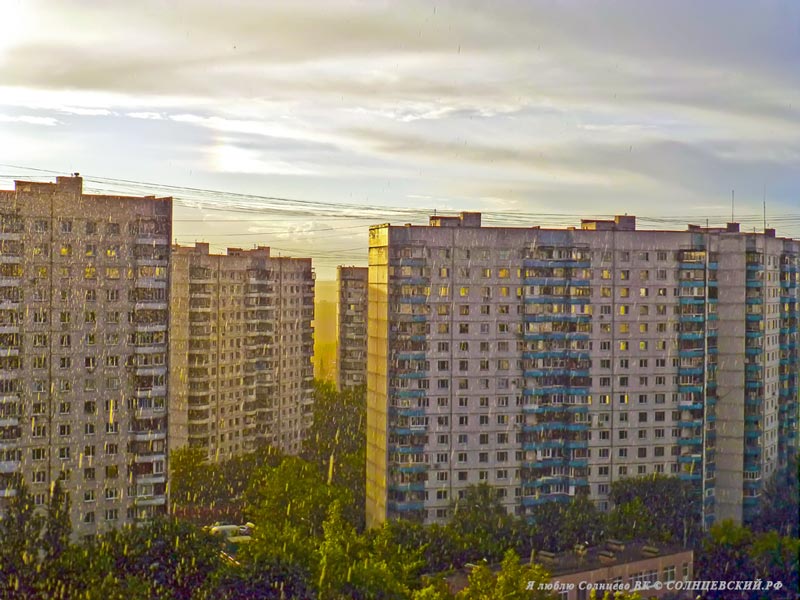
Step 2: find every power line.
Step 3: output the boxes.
[2,164,799,238]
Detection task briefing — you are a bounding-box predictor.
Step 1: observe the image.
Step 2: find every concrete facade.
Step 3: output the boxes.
[366,212,799,528]
[168,243,315,459]
[0,175,171,538]
[336,265,368,390]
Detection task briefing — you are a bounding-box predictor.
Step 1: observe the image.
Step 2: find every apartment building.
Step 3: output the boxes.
[0,175,171,538]
[336,265,368,390]
[366,212,799,528]
[169,243,315,458]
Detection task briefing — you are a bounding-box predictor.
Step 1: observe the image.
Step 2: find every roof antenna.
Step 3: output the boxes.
[763,184,767,231]
[731,189,735,223]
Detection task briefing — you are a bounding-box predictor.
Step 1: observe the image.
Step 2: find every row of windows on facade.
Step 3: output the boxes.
[6,353,165,372]
[1,264,167,279]
[24,243,139,258]
[18,217,167,236]
[190,269,312,282]
[390,428,680,448]
[404,409,684,427]
[394,265,686,280]
[397,446,685,467]
[393,246,789,266]
[0,287,166,303]
[392,283,788,302]
[10,393,163,409]
[392,465,685,496]
[22,485,150,504]
[397,393,689,412]
[27,458,163,480]
[392,263,797,284]
[401,301,705,318]
[394,373,697,392]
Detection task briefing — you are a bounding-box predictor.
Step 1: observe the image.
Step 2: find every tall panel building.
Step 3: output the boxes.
[169,243,315,458]
[336,266,368,390]
[0,175,171,538]
[366,212,798,528]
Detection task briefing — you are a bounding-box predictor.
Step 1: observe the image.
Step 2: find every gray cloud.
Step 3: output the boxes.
[2,0,799,272]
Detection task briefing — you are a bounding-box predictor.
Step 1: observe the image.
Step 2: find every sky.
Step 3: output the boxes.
[1,0,798,279]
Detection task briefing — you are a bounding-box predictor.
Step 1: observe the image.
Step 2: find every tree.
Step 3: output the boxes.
[42,480,71,561]
[606,497,657,542]
[609,475,700,546]
[562,493,606,548]
[171,444,284,524]
[366,521,428,592]
[303,381,366,529]
[170,446,217,508]
[749,531,799,596]
[102,517,224,600]
[455,550,553,600]
[527,500,568,552]
[449,484,517,564]
[752,455,798,537]
[210,559,317,600]
[0,479,43,599]
[695,519,757,590]
[412,577,455,600]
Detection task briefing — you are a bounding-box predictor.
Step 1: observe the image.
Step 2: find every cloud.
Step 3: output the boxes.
[210,143,317,176]
[127,112,164,120]
[2,0,799,257]
[0,114,59,126]
[57,106,112,116]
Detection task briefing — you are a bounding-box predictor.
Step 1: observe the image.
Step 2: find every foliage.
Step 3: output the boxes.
[449,483,518,565]
[749,530,799,594]
[170,444,284,524]
[42,480,72,562]
[752,455,798,537]
[5,451,763,599]
[210,559,317,600]
[609,474,701,546]
[693,518,800,599]
[605,497,657,543]
[455,550,553,600]
[303,380,367,529]
[695,519,757,596]
[0,480,44,599]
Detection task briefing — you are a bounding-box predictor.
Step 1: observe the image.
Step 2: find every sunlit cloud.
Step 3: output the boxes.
[210,143,317,176]
[0,0,798,277]
[0,114,59,126]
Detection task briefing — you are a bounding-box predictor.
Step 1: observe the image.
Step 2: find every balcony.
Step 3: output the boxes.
[0,460,20,473]
[133,452,166,464]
